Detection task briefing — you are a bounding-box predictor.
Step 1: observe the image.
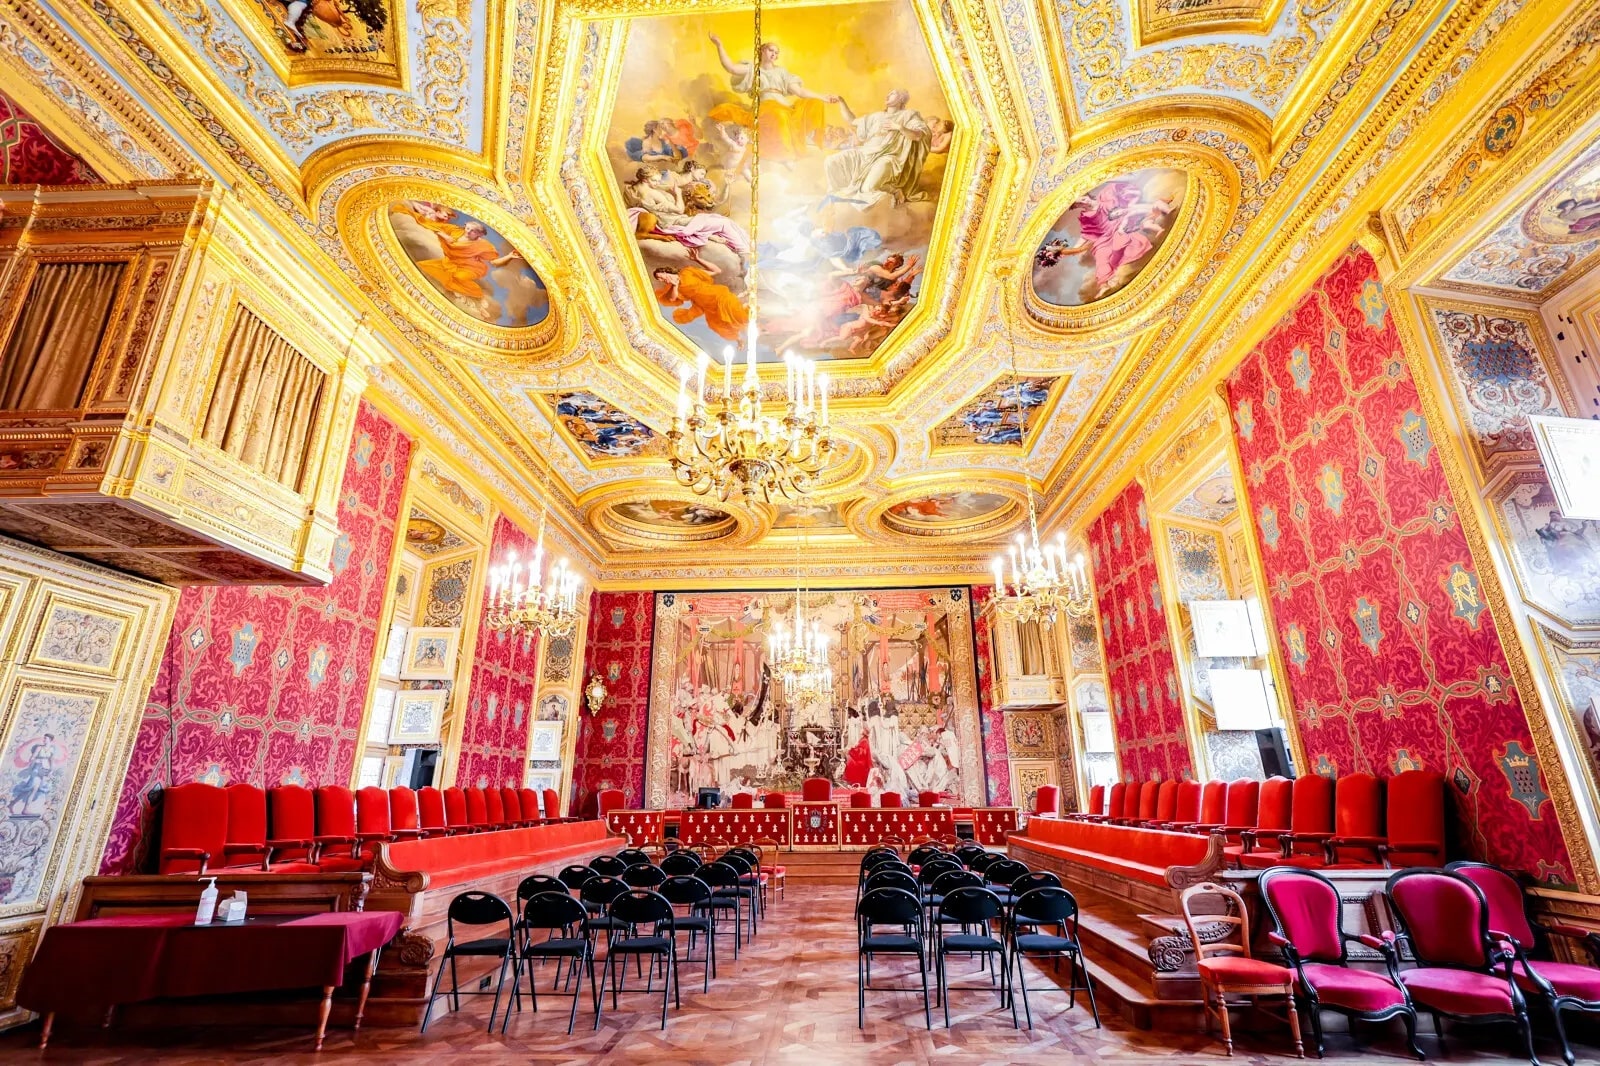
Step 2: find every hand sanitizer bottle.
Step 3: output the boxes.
[195,877,219,925]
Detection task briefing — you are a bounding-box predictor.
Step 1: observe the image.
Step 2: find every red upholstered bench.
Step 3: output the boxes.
[1008,816,1225,909]
[379,819,616,892]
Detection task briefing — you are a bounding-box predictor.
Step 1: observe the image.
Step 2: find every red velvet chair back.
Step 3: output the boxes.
[1256,776,1293,833]
[596,788,624,817]
[500,786,522,823]
[159,782,229,874]
[465,787,490,826]
[1173,781,1202,824]
[1222,779,1259,829]
[849,790,871,808]
[880,792,904,809]
[442,786,470,829]
[1331,772,1384,862]
[1386,869,1493,969]
[1259,868,1343,963]
[356,786,391,836]
[920,790,942,808]
[390,787,421,834]
[1196,780,1227,825]
[1153,781,1178,822]
[418,787,447,833]
[518,788,542,822]
[315,785,357,839]
[763,791,788,808]
[1136,780,1160,821]
[731,792,755,809]
[1448,863,1535,948]
[484,787,506,826]
[1085,784,1105,817]
[1286,772,1334,857]
[543,788,561,820]
[1385,771,1445,867]
[802,777,831,802]
[226,783,269,852]
[1033,785,1059,815]
[267,785,316,862]
[1103,782,1127,819]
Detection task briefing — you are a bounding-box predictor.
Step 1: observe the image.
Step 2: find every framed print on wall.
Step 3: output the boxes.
[526,769,558,794]
[530,721,563,761]
[389,689,447,744]
[401,626,459,680]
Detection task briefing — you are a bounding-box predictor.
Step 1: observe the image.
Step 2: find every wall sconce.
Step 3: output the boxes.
[584,674,607,715]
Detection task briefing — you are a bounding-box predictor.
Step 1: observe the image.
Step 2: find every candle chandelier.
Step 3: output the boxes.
[767,525,834,703]
[666,0,834,502]
[989,288,1093,625]
[485,370,583,640]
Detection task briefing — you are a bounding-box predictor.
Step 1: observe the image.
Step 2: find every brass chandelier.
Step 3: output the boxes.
[766,525,834,703]
[666,0,834,502]
[989,286,1093,625]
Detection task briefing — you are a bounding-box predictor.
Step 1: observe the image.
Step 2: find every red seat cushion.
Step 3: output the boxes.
[1299,963,1407,1012]
[1399,968,1514,1015]
[1516,960,1600,1002]
[1197,956,1292,986]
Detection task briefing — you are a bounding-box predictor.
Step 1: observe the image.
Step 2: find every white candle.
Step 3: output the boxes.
[696,351,709,403]
[819,373,829,425]
[723,345,734,397]
[991,558,1004,596]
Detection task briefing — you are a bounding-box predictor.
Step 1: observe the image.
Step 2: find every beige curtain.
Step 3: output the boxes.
[0,261,127,411]
[200,309,327,491]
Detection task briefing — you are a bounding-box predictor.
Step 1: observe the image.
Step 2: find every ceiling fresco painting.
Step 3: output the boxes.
[605,0,954,363]
[611,499,735,529]
[387,200,550,328]
[552,391,665,461]
[886,491,1009,526]
[1169,465,1239,524]
[772,500,848,529]
[1030,169,1188,308]
[932,376,1061,449]
[250,0,399,82]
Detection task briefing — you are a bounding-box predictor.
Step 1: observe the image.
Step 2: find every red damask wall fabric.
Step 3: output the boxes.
[970,585,1011,805]
[455,515,540,789]
[0,88,100,185]
[571,590,654,815]
[1225,247,1570,882]
[1087,481,1194,782]
[100,401,411,874]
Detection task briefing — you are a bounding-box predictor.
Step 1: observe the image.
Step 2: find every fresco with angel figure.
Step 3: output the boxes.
[645,588,984,808]
[605,0,954,362]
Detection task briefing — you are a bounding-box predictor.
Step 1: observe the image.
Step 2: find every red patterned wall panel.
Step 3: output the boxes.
[970,585,1012,805]
[1225,247,1571,881]
[1087,481,1194,782]
[0,88,100,185]
[455,515,540,789]
[100,401,411,873]
[571,590,654,815]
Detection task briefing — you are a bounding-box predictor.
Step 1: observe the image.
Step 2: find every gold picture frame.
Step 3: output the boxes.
[388,689,447,744]
[401,626,459,680]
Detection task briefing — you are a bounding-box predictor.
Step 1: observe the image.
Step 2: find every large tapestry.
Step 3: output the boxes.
[100,402,411,874]
[644,588,983,808]
[1225,247,1571,882]
[970,584,1012,805]
[456,515,541,789]
[572,590,655,814]
[1087,481,1194,781]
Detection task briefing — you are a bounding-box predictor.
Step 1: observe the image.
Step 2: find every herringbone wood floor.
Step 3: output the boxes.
[3,884,1594,1064]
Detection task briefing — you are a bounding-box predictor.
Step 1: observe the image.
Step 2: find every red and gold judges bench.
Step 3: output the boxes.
[606,805,1020,848]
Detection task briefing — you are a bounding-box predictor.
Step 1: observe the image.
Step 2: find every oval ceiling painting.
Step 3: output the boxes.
[611,499,734,530]
[387,200,550,328]
[1030,169,1187,307]
[884,490,1009,533]
[604,0,954,362]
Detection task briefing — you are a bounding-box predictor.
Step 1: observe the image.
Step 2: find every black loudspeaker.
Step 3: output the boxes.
[406,748,440,789]
[1256,727,1294,778]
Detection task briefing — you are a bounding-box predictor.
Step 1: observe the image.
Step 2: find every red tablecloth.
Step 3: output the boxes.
[605,809,665,844]
[679,808,791,846]
[840,808,955,846]
[973,807,1020,845]
[18,910,403,1013]
[791,802,841,847]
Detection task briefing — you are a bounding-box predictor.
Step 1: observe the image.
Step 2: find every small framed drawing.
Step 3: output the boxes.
[379,624,407,681]
[526,770,559,794]
[530,721,563,761]
[389,690,447,744]
[401,627,459,680]
[381,754,408,788]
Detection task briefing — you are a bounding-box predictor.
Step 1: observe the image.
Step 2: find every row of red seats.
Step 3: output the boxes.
[157,781,571,876]
[595,785,948,816]
[1069,771,1445,869]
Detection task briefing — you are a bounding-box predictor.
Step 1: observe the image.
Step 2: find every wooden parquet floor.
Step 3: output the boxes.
[3,884,1595,1065]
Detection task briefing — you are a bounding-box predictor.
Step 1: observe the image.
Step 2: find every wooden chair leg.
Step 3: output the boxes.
[1215,986,1234,1056]
[1284,990,1304,1058]
[38,1012,54,1050]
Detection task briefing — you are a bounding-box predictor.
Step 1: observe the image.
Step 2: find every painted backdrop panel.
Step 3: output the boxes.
[1225,247,1571,882]
[572,590,655,815]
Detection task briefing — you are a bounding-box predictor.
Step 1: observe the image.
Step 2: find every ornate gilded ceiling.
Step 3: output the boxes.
[7,0,1586,582]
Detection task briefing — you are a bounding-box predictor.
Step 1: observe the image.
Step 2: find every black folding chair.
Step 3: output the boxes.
[927,869,985,947]
[580,874,630,961]
[983,859,1029,905]
[918,858,964,906]
[660,874,717,989]
[696,860,746,959]
[617,848,652,867]
[661,850,702,876]
[965,850,1002,874]
[513,890,595,1034]
[597,889,680,1030]
[954,843,989,866]
[1007,871,1063,931]
[908,844,946,868]
[515,874,566,922]
[1007,886,1099,1029]
[558,864,597,892]
[590,854,629,877]
[421,891,520,1033]
[717,851,761,938]
[857,886,932,1029]
[622,863,668,889]
[863,869,921,898]
[935,885,1010,1027]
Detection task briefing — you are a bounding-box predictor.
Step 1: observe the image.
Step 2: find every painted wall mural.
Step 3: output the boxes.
[932,377,1059,448]
[573,590,655,815]
[971,584,1011,805]
[604,0,953,362]
[1030,169,1187,307]
[1429,307,1565,466]
[0,690,97,906]
[387,200,550,328]
[553,391,664,460]
[456,515,541,789]
[249,0,401,84]
[1496,470,1600,628]
[1087,481,1193,781]
[0,88,101,185]
[644,587,982,808]
[101,401,411,874]
[1225,247,1571,882]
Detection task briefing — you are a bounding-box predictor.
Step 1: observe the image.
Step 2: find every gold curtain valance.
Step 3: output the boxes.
[200,309,327,492]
